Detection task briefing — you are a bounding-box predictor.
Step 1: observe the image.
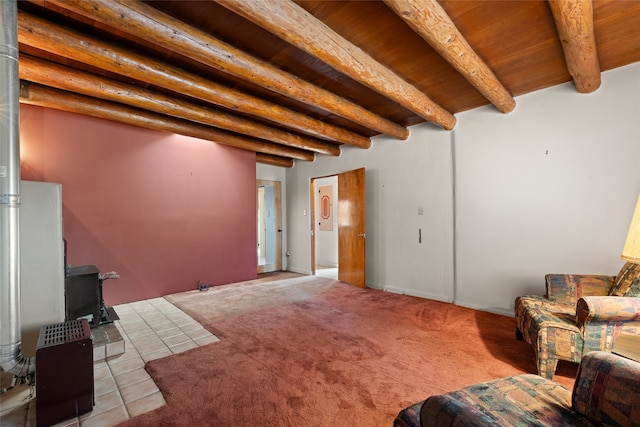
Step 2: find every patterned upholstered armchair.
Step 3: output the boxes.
[515,262,640,379]
[395,351,640,427]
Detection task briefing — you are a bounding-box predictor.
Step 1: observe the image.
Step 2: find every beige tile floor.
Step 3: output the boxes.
[0,297,219,427]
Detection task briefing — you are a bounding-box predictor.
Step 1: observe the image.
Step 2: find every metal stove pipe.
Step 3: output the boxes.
[0,0,35,385]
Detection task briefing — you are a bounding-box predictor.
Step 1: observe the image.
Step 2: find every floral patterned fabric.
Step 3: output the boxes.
[577,297,640,353]
[545,273,614,304]
[572,351,640,427]
[610,262,640,297]
[515,295,575,319]
[515,264,640,379]
[527,310,584,378]
[393,401,423,427]
[416,374,592,426]
[394,352,639,427]
[422,375,587,426]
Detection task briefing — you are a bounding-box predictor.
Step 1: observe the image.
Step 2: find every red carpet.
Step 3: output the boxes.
[119,280,576,426]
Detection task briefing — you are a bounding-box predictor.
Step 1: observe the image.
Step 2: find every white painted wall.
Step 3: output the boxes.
[285,62,640,315]
[454,62,640,315]
[286,126,455,302]
[256,163,286,183]
[314,176,338,268]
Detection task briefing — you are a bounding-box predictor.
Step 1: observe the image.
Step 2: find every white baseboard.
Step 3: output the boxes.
[287,266,312,276]
[453,300,514,317]
[382,286,453,304]
[288,273,514,318]
[380,287,514,317]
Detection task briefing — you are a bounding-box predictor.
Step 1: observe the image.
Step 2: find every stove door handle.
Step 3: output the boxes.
[100,271,120,281]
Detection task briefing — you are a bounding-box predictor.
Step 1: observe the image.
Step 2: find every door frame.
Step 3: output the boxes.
[310,178,318,276]
[310,168,366,287]
[310,175,334,276]
[256,179,282,274]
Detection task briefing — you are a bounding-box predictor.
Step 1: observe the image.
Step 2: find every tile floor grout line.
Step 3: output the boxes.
[103,304,133,423]
[1,299,219,427]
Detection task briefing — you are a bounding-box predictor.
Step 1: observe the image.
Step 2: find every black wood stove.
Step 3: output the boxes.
[64,265,119,327]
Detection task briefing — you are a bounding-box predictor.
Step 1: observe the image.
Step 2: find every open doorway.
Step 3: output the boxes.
[257,180,282,274]
[311,168,366,288]
[312,176,338,280]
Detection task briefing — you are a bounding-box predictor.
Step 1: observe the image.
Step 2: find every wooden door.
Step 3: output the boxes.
[257,180,282,274]
[337,168,366,288]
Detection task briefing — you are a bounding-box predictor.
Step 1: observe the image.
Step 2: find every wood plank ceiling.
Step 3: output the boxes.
[16,0,640,167]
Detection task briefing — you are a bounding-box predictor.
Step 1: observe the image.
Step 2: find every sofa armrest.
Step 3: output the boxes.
[576,296,640,323]
[572,351,640,425]
[545,274,614,305]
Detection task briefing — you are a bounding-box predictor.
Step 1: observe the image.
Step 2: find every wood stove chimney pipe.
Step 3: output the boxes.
[0,0,35,386]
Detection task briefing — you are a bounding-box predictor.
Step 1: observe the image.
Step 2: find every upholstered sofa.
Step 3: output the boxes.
[515,262,640,379]
[394,351,640,427]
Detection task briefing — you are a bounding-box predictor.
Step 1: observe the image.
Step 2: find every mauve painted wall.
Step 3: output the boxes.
[19,104,257,305]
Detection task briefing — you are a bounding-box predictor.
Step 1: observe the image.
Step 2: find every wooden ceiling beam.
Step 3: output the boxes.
[256,153,294,168]
[19,55,340,157]
[17,11,371,150]
[548,0,601,93]
[216,0,456,130]
[384,0,515,114]
[46,0,410,140]
[20,82,313,162]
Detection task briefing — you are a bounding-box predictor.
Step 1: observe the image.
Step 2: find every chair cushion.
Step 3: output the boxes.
[516,295,576,316]
[420,374,594,427]
[610,262,640,297]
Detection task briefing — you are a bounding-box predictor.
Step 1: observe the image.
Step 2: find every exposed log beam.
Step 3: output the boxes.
[216,0,456,130]
[20,82,313,162]
[548,0,601,93]
[46,0,410,139]
[384,0,515,113]
[256,153,294,168]
[19,55,340,157]
[17,11,371,150]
